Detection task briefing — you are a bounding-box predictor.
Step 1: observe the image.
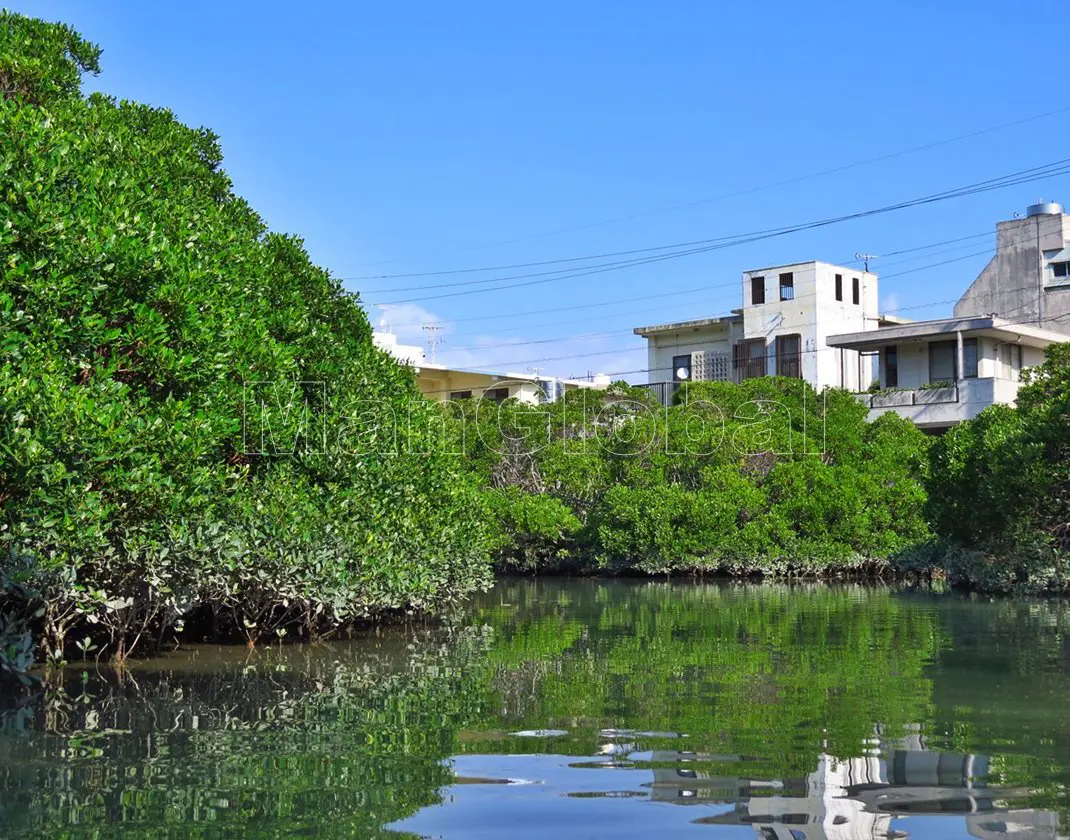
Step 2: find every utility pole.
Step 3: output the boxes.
[421,323,444,364]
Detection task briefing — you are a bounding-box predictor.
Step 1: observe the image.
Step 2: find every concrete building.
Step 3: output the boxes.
[372,330,424,367]
[373,330,608,405]
[825,317,1062,431]
[954,201,1070,332]
[415,363,608,405]
[828,203,1070,432]
[634,261,880,404]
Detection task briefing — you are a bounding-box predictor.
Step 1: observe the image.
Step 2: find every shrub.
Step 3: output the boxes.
[485,488,581,573]
[467,377,932,577]
[922,343,1070,592]
[0,12,493,668]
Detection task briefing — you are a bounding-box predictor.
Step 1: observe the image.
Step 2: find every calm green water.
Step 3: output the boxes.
[1,580,1069,839]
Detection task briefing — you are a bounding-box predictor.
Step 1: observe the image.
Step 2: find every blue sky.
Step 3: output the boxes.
[14,1,1070,379]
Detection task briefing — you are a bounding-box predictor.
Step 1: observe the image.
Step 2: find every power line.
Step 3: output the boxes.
[372,224,1045,347]
[367,158,1070,304]
[440,249,996,355]
[344,103,1070,273]
[370,239,970,334]
[371,231,1013,331]
[431,276,1062,375]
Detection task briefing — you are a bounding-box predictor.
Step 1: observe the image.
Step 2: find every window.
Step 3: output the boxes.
[733,338,767,381]
[672,354,692,382]
[775,334,802,379]
[885,346,898,387]
[963,338,978,379]
[835,274,843,302]
[750,275,765,305]
[1000,343,1022,380]
[449,390,472,400]
[928,340,956,383]
[1052,261,1070,279]
[482,387,509,403]
[779,272,794,301]
[852,276,860,305]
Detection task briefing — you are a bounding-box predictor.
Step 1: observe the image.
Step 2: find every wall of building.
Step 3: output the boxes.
[878,335,1039,391]
[954,211,1070,335]
[865,377,1021,430]
[416,369,542,405]
[645,322,740,382]
[372,331,425,366]
[740,262,878,390]
[813,263,878,392]
[1022,344,1047,369]
[886,339,940,390]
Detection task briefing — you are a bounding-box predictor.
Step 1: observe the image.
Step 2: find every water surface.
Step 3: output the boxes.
[1,579,1068,838]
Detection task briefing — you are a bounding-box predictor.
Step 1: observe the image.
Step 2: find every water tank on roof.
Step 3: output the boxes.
[1026,201,1063,217]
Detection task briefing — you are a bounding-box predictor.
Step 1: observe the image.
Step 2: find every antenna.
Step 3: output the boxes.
[527,366,544,378]
[421,323,445,364]
[855,253,880,272]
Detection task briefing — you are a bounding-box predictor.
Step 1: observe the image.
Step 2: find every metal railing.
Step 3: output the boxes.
[635,381,681,406]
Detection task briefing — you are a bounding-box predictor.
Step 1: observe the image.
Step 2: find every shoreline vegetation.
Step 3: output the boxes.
[1,14,1069,682]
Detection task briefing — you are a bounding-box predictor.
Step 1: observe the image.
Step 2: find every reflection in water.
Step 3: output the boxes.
[645,743,1056,839]
[0,580,1068,838]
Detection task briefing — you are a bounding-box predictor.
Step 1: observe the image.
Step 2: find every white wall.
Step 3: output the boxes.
[645,322,739,382]
[1022,344,1046,369]
[813,263,878,392]
[866,378,1021,429]
[740,262,877,390]
[417,369,543,405]
[879,335,1040,390]
[373,331,424,366]
[887,341,929,389]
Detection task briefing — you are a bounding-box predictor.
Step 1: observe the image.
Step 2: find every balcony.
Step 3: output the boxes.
[856,378,1020,430]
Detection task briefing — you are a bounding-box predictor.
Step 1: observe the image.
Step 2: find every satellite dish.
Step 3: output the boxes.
[676,367,690,380]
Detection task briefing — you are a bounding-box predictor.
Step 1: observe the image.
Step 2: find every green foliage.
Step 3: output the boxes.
[466,377,933,575]
[484,488,581,572]
[0,13,493,666]
[0,11,101,105]
[923,343,1070,592]
[927,405,1028,545]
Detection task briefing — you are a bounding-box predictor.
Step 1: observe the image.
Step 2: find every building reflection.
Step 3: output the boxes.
[615,729,1065,840]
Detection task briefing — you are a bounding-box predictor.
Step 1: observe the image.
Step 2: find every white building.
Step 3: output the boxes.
[828,203,1070,432]
[634,261,880,404]
[372,330,424,367]
[373,330,608,405]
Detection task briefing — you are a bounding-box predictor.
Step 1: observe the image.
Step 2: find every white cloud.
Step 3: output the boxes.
[369,302,446,344]
[366,303,646,381]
